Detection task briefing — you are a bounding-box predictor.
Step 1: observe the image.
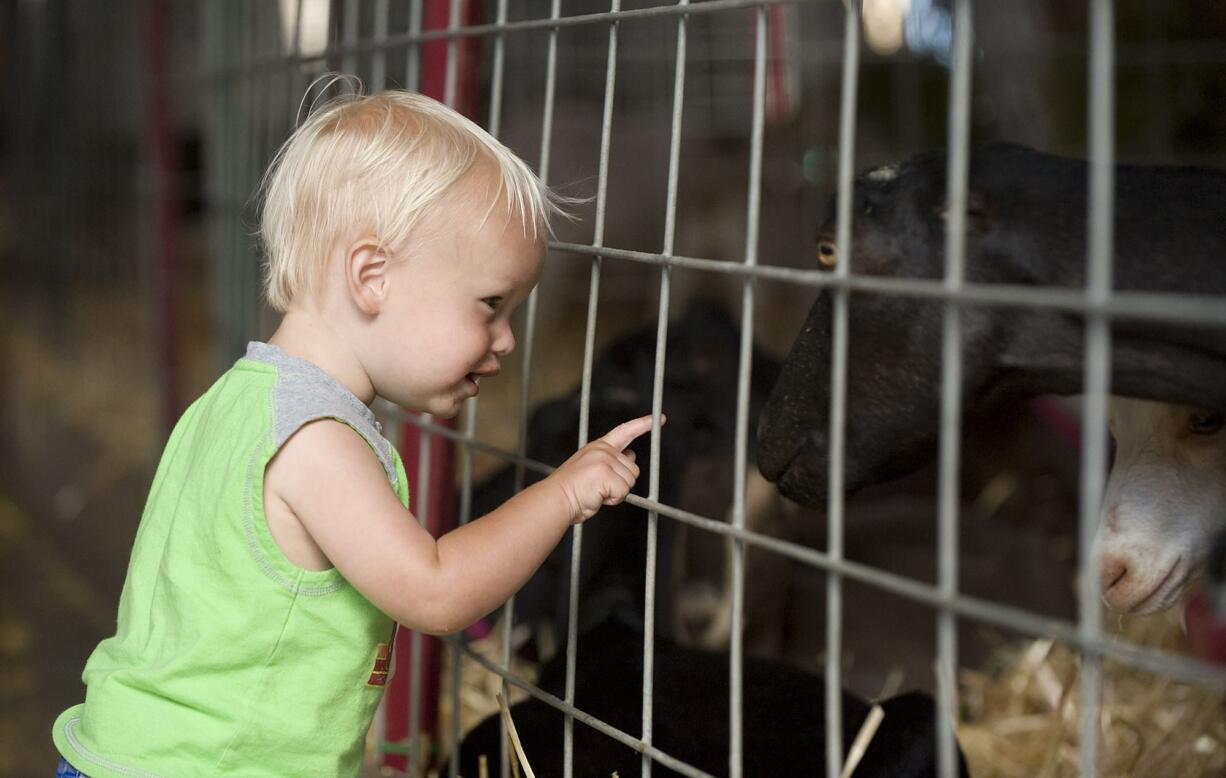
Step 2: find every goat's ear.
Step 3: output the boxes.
[935,189,991,232]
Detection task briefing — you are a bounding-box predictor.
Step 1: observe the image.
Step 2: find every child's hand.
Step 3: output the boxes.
[551,415,663,524]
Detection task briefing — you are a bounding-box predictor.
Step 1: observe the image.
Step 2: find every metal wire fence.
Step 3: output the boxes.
[184,2,1226,777]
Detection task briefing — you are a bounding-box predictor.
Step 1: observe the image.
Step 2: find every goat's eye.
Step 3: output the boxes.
[1188,412,1224,435]
[855,193,877,218]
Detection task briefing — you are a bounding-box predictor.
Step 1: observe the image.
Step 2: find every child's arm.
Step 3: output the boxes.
[264,415,657,635]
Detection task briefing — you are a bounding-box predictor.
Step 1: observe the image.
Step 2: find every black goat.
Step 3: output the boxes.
[452,617,968,777]
[471,300,781,645]
[758,142,1226,506]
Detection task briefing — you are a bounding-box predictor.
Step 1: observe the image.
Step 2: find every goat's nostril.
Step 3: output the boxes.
[1101,556,1129,592]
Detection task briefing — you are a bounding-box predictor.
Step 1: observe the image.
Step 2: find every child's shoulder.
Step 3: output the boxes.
[245,343,397,477]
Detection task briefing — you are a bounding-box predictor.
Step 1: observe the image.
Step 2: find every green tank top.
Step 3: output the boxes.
[53,343,409,777]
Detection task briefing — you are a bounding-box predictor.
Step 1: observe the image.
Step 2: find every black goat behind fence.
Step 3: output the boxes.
[454,617,968,778]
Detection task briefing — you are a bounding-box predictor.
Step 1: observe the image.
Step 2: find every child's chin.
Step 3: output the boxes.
[391,395,461,419]
[429,396,465,419]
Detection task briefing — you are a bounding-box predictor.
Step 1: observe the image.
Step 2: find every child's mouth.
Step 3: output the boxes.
[463,373,480,396]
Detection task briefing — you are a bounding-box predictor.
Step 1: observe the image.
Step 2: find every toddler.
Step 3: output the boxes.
[52,87,656,777]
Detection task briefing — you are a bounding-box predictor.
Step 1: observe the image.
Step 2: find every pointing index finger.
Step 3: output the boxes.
[601,414,665,452]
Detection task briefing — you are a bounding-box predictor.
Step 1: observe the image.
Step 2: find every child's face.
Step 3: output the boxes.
[366,191,544,418]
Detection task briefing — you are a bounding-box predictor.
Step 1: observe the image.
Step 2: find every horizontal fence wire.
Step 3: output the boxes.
[185,0,1226,89]
[548,242,1226,327]
[387,405,1226,694]
[185,0,821,84]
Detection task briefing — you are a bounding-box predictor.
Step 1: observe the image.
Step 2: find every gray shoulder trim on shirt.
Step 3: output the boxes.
[244,342,397,485]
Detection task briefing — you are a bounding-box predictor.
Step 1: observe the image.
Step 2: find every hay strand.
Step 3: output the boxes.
[497,691,537,778]
[958,610,1226,778]
[841,704,885,778]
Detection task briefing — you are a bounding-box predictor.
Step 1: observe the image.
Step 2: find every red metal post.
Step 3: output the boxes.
[761,5,799,126]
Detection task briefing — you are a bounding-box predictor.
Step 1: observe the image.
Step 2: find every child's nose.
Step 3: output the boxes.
[492,322,515,356]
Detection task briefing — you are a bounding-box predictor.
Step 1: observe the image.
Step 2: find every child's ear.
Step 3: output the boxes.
[345,238,389,315]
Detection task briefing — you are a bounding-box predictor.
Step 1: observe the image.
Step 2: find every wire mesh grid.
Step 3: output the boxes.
[193,1,1226,777]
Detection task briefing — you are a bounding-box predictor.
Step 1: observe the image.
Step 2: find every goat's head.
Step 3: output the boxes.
[758,143,1226,507]
[1096,397,1226,614]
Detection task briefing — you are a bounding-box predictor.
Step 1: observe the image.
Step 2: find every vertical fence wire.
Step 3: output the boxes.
[238,0,259,351]
[406,7,467,768]
[263,8,281,331]
[213,6,229,364]
[642,213,667,778]
[653,7,691,771]
[1079,0,1116,775]
[504,3,563,776]
[223,4,240,358]
[444,0,461,110]
[227,2,241,349]
[826,3,860,776]
[255,7,273,234]
[224,1,240,355]
[662,3,689,274]
[200,1,218,372]
[409,416,432,773]
[641,0,669,765]
[372,0,390,90]
[728,5,766,776]
[654,24,693,769]
[246,2,266,338]
[566,3,621,774]
[936,2,973,777]
[447,3,510,773]
[488,0,509,140]
[406,0,424,92]
[341,0,359,76]
[286,0,305,131]
[449,403,477,778]
[255,4,272,260]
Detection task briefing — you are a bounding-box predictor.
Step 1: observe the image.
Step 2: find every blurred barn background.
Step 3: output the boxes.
[2,1,1226,776]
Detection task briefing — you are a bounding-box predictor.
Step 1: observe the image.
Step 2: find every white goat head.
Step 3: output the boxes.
[1096,397,1226,614]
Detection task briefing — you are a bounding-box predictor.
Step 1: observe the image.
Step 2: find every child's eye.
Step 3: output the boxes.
[482,297,504,312]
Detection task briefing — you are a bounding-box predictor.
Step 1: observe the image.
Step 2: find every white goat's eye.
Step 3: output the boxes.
[1188,412,1224,435]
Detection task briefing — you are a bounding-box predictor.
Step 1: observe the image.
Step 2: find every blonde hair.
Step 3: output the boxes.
[259,80,567,312]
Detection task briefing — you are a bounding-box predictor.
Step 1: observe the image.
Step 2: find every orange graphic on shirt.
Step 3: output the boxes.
[367,626,398,687]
